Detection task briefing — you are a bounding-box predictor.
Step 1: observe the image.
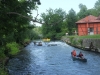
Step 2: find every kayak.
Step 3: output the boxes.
[71,52,87,62]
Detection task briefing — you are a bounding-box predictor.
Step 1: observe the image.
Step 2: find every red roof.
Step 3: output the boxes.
[76,15,100,23]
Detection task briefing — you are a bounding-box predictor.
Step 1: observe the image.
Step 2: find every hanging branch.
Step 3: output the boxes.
[52,17,66,25]
[34,9,39,20]
[7,11,44,24]
[7,11,66,25]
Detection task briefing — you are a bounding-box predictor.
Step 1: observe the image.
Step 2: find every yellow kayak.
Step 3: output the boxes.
[43,38,50,42]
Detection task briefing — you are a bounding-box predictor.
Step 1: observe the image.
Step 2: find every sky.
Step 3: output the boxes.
[32,0,98,26]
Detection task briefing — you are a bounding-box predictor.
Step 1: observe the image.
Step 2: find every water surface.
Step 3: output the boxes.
[7,41,100,75]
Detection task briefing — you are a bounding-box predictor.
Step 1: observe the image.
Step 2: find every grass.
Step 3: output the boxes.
[65,34,100,39]
[78,34,100,39]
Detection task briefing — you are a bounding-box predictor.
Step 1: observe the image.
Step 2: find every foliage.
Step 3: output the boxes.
[41,8,67,40]
[94,0,100,16]
[0,68,8,75]
[6,42,20,56]
[69,36,74,43]
[55,32,65,40]
[71,39,77,45]
[66,9,77,35]
[77,4,88,20]
[0,47,6,59]
[0,0,41,57]
[33,26,42,39]
[78,39,83,46]
[0,0,41,74]
[24,39,30,43]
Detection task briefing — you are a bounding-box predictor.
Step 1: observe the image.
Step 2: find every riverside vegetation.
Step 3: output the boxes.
[61,34,100,51]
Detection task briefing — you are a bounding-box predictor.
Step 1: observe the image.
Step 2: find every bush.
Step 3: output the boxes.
[69,36,74,43]
[0,47,6,59]
[6,42,20,56]
[24,39,30,43]
[78,39,83,46]
[55,33,65,40]
[0,68,8,75]
[72,39,78,45]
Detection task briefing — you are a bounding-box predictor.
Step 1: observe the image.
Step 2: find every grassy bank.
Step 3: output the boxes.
[61,34,100,52]
[0,39,31,75]
[64,34,100,39]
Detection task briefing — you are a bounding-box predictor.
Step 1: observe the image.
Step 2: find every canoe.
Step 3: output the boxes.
[37,42,42,46]
[37,44,42,46]
[71,52,87,62]
[48,44,57,46]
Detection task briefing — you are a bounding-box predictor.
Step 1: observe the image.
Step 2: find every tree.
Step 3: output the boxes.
[66,9,77,35]
[41,8,66,40]
[0,0,40,43]
[86,8,98,16]
[0,0,41,58]
[94,0,100,16]
[77,4,88,20]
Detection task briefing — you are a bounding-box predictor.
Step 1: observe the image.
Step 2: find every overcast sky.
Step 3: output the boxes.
[32,0,98,26]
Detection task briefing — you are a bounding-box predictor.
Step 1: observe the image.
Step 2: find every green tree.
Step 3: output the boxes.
[0,0,41,59]
[41,8,66,40]
[87,8,98,16]
[0,0,40,44]
[77,4,88,20]
[66,9,77,35]
[94,0,100,16]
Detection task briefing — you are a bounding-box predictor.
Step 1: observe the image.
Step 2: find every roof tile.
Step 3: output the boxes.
[76,15,100,23]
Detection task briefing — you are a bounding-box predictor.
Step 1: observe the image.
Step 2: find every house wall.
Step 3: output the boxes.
[78,23,87,36]
[94,23,100,34]
[78,22,100,36]
[88,23,100,35]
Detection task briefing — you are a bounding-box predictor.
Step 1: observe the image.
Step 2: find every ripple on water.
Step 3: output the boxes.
[7,41,100,75]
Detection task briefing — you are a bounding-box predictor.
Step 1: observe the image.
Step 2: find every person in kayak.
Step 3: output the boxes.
[77,52,84,59]
[72,50,77,57]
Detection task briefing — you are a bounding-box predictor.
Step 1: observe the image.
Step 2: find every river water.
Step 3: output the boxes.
[7,41,100,75]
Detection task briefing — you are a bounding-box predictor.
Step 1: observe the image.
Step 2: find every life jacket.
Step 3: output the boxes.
[72,51,76,56]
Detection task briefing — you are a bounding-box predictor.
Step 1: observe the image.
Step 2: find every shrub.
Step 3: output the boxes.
[0,68,8,75]
[72,39,78,45]
[24,39,30,43]
[69,36,74,43]
[78,39,83,46]
[0,47,6,59]
[55,33,65,40]
[6,42,20,56]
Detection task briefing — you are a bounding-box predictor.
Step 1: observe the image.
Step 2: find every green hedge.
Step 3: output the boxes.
[6,42,20,56]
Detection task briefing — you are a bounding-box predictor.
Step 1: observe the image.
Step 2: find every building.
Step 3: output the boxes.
[76,15,100,36]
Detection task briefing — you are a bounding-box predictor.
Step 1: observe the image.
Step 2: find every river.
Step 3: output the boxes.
[7,41,100,75]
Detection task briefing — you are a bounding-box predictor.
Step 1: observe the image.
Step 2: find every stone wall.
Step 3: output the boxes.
[61,37,100,52]
[82,39,100,52]
[82,39,100,48]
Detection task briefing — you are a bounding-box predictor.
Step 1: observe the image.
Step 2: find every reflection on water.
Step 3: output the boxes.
[7,41,100,75]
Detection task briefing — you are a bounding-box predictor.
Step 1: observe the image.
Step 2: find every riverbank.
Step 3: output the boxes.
[61,35,100,53]
[0,41,31,75]
[0,57,9,75]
